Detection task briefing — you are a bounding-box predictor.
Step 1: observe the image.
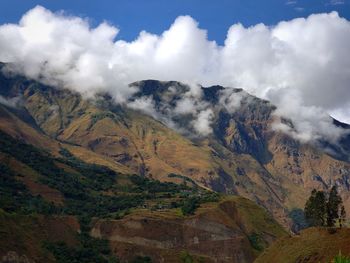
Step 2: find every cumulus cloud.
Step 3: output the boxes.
[191,108,214,136]
[269,89,345,143]
[0,6,349,142]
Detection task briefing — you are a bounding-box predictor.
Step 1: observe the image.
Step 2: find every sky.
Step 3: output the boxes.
[0,0,350,44]
[0,1,349,142]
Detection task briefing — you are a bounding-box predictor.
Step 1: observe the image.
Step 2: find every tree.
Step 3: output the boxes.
[327,186,342,227]
[304,189,327,226]
[304,186,346,228]
[181,197,199,216]
[340,205,346,228]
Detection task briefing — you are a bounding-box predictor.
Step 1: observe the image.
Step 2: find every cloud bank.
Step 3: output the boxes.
[0,6,349,142]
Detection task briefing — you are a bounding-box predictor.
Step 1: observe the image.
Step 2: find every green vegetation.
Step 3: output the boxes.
[0,163,60,214]
[304,186,346,227]
[129,174,188,194]
[180,191,220,216]
[181,197,200,216]
[180,251,194,263]
[0,128,218,219]
[327,186,344,227]
[248,232,263,251]
[332,252,350,263]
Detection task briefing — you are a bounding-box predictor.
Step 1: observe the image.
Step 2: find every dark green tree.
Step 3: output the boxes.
[304,187,346,228]
[340,205,346,228]
[181,197,199,216]
[304,189,327,226]
[326,186,342,227]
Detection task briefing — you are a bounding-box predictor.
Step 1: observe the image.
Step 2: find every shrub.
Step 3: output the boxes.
[180,251,194,263]
[248,232,263,251]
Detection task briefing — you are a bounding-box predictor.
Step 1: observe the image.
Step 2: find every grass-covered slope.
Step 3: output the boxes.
[255,227,350,263]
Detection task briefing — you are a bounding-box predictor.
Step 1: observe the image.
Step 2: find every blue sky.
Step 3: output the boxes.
[0,0,349,44]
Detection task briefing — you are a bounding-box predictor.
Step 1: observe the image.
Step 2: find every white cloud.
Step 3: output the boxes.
[191,108,214,136]
[127,96,157,118]
[0,6,349,142]
[219,89,247,114]
[269,89,346,143]
[331,106,350,124]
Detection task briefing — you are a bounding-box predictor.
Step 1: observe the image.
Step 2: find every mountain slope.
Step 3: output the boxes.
[0,127,286,263]
[255,227,350,263]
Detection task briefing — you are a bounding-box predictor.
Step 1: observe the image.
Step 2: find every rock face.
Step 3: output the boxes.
[91,197,287,263]
[0,66,350,228]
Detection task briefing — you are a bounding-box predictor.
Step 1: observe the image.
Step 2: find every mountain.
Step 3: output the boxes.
[1,62,350,261]
[0,63,350,231]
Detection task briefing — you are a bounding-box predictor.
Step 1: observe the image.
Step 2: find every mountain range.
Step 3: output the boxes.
[0,61,350,262]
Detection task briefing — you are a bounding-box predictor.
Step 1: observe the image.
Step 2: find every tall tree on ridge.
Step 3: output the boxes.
[326,186,342,227]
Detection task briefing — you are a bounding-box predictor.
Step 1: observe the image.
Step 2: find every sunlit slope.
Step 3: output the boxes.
[255,227,350,263]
